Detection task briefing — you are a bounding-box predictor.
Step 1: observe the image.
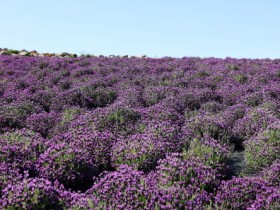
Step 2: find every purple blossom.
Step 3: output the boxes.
[0,54,279,209]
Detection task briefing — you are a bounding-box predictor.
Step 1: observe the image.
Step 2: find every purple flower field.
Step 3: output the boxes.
[0,54,279,209]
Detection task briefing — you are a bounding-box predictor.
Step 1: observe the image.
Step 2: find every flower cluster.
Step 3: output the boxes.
[0,129,45,175]
[244,121,280,171]
[0,54,279,209]
[214,177,278,209]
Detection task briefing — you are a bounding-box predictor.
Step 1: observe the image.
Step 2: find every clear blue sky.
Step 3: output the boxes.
[1,0,279,58]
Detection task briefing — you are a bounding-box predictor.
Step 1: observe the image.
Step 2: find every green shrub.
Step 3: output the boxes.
[0,101,40,130]
[233,74,248,84]
[1,49,19,55]
[183,137,230,169]
[228,64,239,70]
[99,108,141,135]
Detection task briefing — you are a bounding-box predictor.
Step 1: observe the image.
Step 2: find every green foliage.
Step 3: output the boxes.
[183,138,229,168]
[114,144,154,168]
[64,86,117,110]
[228,64,239,70]
[187,116,232,145]
[1,129,34,145]
[80,87,117,109]
[1,49,19,55]
[0,101,38,129]
[245,128,280,170]
[245,94,263,107]
[161,80,171,86]
[195,70,210,78]
[107,108,139,124]
[61,108,82,126]
[0,129,45,169]
[38,61,49,69]
[101,108,141,128]
[233,74,248,84]
[184,110,199,119]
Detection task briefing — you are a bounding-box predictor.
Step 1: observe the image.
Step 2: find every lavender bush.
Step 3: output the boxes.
[0,129,45,175]
[244,121,280,171]
[0,54,279,209]
[214,177,278,209]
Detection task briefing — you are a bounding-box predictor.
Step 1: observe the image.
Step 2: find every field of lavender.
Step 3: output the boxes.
[0,54,279,209]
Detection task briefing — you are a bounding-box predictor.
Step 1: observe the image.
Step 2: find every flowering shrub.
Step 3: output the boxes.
[156,153,218,191]
[30,90,56,112]
[244,121,280,170]
[0,178,64,210]
[56,127,115,171]
[0,54,279,209]
[99,107,141,135]
[87,165,148,209]
[25,111,60,138]
[184,136,230,170]
[0,100,42,131]
[112,133,166,172]
[214,177,275,209]
[200,101,224,114]
[222,104,246,128]
[249,187,280,210]
[233,107,278,142]
[36,143,98,191]
[51,107,84,136]
[261,161,280,186]
[0,129,45,174]
[51,86,117,111]
[185,114,232,145]
[145,102,184,124]
[0,163,22,197]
